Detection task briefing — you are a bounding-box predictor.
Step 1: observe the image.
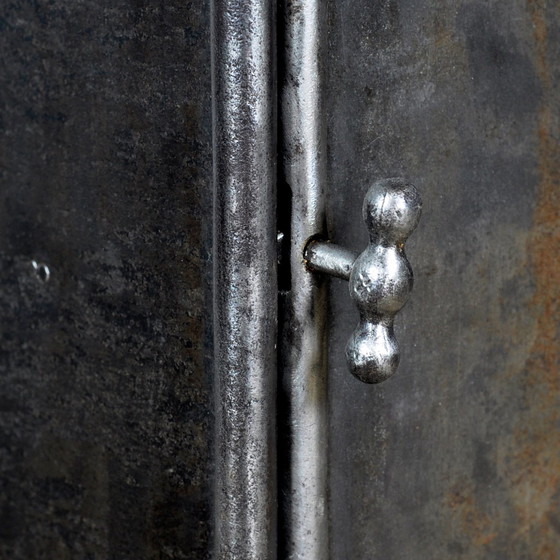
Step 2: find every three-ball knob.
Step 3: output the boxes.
[346,178,422,383]
[305,178,422,383]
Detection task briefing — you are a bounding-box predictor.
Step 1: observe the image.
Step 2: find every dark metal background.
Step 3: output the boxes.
[0,1,213,558]
[326,0,560,558]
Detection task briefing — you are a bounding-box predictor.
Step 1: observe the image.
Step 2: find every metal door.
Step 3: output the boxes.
[2,0,560,559]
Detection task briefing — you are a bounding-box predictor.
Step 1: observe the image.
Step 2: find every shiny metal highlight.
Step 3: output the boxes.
[279,0,329,557]
[211,0,277,557]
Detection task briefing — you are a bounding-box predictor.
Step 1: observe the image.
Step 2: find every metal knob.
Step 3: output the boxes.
[305,178,422,383]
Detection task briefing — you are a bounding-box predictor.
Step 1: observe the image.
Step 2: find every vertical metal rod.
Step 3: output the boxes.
[280,0,329,556]
[211,0,277,558]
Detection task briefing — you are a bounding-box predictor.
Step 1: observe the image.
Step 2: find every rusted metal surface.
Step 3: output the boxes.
[508,2,560,557]
[2,0,560,558]
[278,0,329,554]
[305,180,422,384]
[326,0,560,558]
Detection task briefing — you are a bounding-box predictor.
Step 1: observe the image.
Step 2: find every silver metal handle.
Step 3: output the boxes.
[305,178,422,383]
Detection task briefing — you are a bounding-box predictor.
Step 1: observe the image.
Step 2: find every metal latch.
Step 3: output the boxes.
[304,178,422,383]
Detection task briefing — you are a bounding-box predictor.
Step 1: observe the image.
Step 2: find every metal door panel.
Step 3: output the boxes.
[0,1,213,558]
[326,1,560,557]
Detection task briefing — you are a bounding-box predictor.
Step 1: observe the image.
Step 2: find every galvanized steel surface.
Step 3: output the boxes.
[211,0,277,558]
[279,0,329,557]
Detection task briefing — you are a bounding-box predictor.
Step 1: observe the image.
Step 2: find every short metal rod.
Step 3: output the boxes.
[305,239,358,281]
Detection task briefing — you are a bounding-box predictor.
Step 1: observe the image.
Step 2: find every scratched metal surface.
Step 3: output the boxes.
[326,0,560,558]
[0,1,213,558]
[212,0,277,556]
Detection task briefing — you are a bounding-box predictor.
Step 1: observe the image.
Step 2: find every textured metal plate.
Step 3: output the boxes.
[327,0,560,558]
[0,1,213,558]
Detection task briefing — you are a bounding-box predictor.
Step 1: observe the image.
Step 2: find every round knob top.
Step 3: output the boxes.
[363,178,422,245]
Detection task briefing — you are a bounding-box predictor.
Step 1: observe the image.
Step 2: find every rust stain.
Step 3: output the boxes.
[446,480,498,547]
[443,3,560,555]
[506,1,560,557]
